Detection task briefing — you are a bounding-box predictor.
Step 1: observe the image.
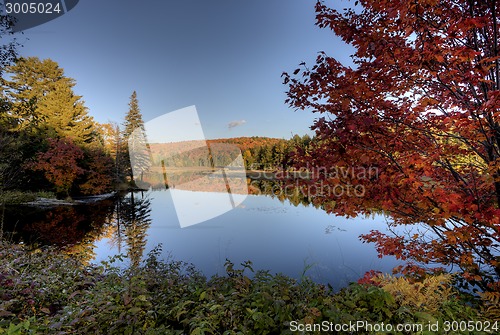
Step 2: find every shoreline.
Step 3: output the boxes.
[23,192,117,208]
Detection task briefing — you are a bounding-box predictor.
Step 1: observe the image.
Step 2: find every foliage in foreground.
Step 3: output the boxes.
[0,242,496,335]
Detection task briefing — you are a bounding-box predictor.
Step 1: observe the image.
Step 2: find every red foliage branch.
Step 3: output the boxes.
[284,0,500,290]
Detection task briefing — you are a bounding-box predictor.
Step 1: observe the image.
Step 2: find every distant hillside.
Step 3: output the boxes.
[136,135,313,189]
[142,135,312,176]
[148,137,286,150]
[147,137,285,167]
[206,137,286,152]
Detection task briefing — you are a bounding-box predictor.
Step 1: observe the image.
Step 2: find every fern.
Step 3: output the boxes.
[378,274,453,312]
[480,292,500,321]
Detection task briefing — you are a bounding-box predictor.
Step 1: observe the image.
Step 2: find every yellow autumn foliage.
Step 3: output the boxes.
[480,291,500,321]
[377,274,453,312]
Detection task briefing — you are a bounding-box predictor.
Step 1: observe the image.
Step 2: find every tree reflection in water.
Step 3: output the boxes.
[110,191,152,268]
[2,200,116,264]
[2,192,153,268]
[2,180,350,266]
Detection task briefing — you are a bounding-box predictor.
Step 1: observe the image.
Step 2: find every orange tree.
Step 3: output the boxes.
[283,0,500,290]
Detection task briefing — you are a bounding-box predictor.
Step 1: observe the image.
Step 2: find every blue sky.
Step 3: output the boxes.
[14,0,353,139]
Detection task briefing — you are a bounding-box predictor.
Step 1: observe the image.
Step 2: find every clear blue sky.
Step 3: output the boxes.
[15,0,352,139]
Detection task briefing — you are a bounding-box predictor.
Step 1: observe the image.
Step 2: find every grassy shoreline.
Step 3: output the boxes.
[0,191,57,206]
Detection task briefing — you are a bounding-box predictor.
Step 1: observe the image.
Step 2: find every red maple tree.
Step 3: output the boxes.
[283,0,500,290]
[30,138,84,198]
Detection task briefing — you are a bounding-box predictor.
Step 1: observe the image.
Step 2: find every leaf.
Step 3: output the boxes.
[123,293,132,306]
[191,328,206,335]
[136,295,147,302]
[414,311,436,323]
[69,290,81,299]
[128,307,142,314]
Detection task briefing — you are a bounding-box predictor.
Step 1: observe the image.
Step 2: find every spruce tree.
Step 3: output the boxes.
[122,91,149,185]
[123,91,145,139]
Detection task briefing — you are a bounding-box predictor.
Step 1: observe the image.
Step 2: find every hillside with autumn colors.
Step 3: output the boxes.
[146,135,312,171]
[131,135,313,192]
[208,136,285,152]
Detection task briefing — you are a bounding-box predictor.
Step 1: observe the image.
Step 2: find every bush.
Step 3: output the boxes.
[0,242,490,334]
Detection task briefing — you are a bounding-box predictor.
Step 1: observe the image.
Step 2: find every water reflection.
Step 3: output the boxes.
[1,193,153,268]
[2,180,399,288]
[111,192,152,268]
[2,200,116,264]
[249,179,339,213]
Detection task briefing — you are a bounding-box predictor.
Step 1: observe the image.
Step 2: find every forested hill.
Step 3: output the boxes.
[148,135,312,171]
[207,136,285,151]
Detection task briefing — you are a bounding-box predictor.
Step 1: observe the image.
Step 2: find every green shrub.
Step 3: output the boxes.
[0,242,490,334]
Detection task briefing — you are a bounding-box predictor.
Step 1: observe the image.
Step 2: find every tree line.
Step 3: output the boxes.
[238,134,312,170]
[147,135,313,171]
[0,56,149,198]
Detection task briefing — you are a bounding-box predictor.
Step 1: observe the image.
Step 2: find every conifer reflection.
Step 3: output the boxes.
[112,191,152,268]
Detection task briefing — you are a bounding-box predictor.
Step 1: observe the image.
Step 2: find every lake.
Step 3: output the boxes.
[3,186,402,290]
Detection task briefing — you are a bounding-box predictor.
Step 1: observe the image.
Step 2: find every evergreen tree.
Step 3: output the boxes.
[122,91,149,186]
[272,142,287,170]
[4,57,97,143]
[259,145,273,170]
[250,147,262,170]
[123,91,145,139]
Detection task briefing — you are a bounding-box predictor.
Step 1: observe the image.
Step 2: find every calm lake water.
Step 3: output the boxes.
[4,188,402,290]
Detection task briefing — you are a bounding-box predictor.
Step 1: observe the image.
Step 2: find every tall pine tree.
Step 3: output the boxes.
[122,91,149,186]
[123,91,145,139]
[4,57,97,143]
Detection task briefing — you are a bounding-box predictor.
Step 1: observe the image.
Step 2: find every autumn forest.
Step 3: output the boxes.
[2,0,500,333]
